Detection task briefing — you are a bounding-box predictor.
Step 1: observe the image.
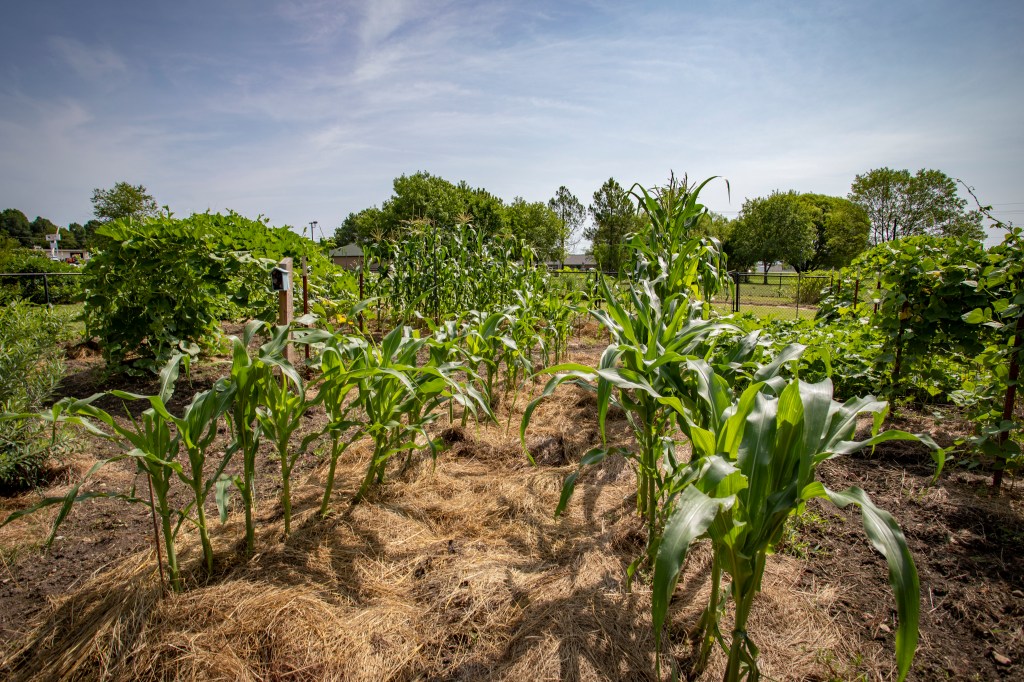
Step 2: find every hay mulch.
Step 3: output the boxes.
[1,360,873,681]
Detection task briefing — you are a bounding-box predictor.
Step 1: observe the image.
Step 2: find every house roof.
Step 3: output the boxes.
[562,253,596,266]
[329,243,363,257]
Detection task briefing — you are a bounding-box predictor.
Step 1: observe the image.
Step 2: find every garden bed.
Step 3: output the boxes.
[0,336,1021,681]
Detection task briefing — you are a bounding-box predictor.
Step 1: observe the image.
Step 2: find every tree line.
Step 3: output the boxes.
[331,166,985,275]
[3,168,987,274]
[1,182,159,252]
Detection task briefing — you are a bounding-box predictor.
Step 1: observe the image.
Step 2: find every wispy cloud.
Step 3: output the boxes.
[0,0,1021,236]
[48,36,128,83]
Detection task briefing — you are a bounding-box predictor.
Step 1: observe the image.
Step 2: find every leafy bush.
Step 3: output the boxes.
[0,302,74,487]
[83,211,355,372]
[0,247,82,305]
[795,269,834,304]
[817,236,993,395]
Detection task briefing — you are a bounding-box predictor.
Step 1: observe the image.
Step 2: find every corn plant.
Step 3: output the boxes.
[255,372,309,536]
[219,321,301,554]
[307,333,367,515]
[522,277,748,552]
[164,382,235,574]
[652,373,943,681]
[346,326,490,502]
[628,173,731,305]
[0,355,215,591]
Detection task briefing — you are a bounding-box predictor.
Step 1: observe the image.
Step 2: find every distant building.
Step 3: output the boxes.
[548,254,598,271]
[31,246,90,262]
[329,243,364,269]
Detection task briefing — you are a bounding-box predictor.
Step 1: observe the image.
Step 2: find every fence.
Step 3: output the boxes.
[711,272,834,320]
[0,272,84,306]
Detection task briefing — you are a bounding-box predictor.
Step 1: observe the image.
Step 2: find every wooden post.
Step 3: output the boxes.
[993,314,1024,493]
[278,257,295,364]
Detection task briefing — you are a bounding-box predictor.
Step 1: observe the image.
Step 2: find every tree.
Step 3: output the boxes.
[586,178,642,275]
[800,194,870,270]
[729,191,816,279]
[91,181,160,223]
[0,209,32,247]
[849,167,984,245]
[384,172,465,232]
[506,198,562,261]
[548,186,586,266]
[336,207,388,245]
[29,216,60,247]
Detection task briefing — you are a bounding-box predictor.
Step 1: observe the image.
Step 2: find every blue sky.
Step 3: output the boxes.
[1,0,1022,243]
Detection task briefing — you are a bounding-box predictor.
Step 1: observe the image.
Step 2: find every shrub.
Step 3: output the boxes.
[82,211,355,372]
[795,269,834,305]
[0,301,74,488]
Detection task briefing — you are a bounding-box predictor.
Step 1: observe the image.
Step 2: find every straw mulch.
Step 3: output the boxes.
[0,381,870,681]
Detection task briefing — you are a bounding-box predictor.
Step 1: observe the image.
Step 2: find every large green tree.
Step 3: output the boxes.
[548,186,586,266]
[586,178,642,275]
[729,191,816,278]
[849,167,984,245]
[334,171,566,258]
[506,198,562,261]
[0,209,33,247]
[91,181,160,223]
[800,194,871,269]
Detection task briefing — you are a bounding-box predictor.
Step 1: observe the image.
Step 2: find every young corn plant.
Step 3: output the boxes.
[219,321,301,554]
[256,372,310,536]
[310,333,367,516]
[0,355,206,591]
[652,372,943,682]
[521,277,747,558]
[164,382,235,574]
[350,326,490,502]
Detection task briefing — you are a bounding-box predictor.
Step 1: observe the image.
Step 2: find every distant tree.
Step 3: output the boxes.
[335,171,566,258]
[0,209,33,247]
[506,198,562,261]
[29,216,60,247]
[586,178,642,275]
[849,167,984,244]
[729,191,816,279]
[91,181,160,223]
[548,186,586,266]
[459,183,508,236]
[336,207,388,245]
[385,172,465,232]
[799,194,871,269]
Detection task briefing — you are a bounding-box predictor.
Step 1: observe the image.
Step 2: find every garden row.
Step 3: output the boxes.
[2,176,1022,681]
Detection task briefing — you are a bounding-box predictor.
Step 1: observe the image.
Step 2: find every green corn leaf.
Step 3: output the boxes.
[652,484,735,650]
[805,484,920,682]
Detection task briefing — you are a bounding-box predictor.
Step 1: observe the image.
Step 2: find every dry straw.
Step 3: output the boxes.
[2,372,875,681]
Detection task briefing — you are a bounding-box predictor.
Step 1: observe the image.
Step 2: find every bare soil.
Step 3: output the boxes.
[0,333,1021,681]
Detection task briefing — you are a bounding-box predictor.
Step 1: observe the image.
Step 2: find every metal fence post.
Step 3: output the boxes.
[733,272,741,313]
[795,271,801,319]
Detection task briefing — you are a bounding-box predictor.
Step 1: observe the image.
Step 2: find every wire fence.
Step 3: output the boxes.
[710,272,833,320]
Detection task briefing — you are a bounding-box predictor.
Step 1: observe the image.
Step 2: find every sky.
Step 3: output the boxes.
[1,0,1022,245]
